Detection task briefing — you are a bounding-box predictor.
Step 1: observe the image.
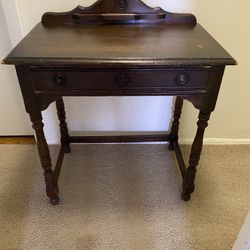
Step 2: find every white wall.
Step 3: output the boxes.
[0,0,32,135]
[1,0,250,144]
[180,0,250,143]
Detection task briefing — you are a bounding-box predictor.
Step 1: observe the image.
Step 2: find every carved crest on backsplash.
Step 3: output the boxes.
[42,0,197,27]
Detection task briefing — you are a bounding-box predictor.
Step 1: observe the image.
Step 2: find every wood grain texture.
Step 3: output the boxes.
[3,24,236,66]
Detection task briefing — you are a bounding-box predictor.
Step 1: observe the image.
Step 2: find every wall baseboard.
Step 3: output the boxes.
[46,136,250,145]
[179,138,250,145]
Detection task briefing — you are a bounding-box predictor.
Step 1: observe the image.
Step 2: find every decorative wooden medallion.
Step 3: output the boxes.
[117,0,127,10]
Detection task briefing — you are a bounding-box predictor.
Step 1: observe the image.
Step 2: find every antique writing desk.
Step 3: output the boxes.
[2,0,236,205]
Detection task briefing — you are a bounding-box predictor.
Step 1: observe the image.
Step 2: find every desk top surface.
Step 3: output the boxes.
[3,23,236,67]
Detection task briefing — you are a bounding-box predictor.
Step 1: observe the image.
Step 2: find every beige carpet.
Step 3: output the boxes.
[0,144,249,250]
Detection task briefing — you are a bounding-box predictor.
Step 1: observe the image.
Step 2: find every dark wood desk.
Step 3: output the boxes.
[2,0,236,205]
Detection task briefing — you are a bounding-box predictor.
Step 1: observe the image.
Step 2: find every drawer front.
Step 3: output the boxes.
[31,68,211,93]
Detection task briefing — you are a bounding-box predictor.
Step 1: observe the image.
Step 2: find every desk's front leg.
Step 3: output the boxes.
[56,98,71,153]
[169,97,183,150]
[30,113,59,205]
[182,111,211,201]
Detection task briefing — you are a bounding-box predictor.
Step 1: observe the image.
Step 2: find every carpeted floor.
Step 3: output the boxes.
[0,144,249,250]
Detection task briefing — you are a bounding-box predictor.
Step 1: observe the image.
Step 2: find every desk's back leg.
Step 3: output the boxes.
[30,113,59,205]
[169,97,183,150]
[181,111,211,201]
[56,98,71,153]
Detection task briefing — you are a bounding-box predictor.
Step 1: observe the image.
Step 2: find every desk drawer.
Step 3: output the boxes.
[31,68,211,94]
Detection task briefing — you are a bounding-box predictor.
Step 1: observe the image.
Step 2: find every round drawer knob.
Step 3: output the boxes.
[115,73,130,87]
[117,0,127,10]
[176,72,190,85]
[53,73,67,87]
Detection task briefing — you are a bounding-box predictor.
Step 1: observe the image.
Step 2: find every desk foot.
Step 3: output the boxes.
[50,196,60,205]
[64,144,71,153]
[181,192,191,201]
[168,134,178,151]
[168,142,174,151]
[45,170,59,205]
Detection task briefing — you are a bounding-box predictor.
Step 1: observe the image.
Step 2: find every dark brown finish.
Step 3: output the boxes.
[2,1,236,204]
[30,114,59,205]
[173,142,186,179]
[182,112,211,201]
[56,98,71,153]
[31,67,210,97]
[2,25,236,66]
[54,145,66,181]
[42,0,197,26]
[169,97,183,150]
[69,134,170,144]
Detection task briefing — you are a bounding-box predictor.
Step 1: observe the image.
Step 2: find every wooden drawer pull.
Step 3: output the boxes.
[176,72,190,85]
[115,73,130,87]
[53,73,67,87]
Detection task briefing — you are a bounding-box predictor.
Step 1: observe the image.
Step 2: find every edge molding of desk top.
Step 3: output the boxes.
[2,0,236,66]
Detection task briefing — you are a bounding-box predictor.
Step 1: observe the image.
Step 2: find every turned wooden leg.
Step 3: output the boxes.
[30,113,59,205]
[169,97,183,150]
[181,111,211,201]
[56,98,71,153]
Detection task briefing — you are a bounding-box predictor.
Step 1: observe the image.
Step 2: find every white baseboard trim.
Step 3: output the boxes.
[46,138,250,145]
[45,129,250,145]
[179,138,250,145]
